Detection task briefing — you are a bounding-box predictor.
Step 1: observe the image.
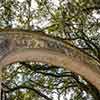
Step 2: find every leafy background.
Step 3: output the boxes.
[0,0,100,100]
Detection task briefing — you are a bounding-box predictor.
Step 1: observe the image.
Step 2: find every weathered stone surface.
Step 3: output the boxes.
[0,28,100,91]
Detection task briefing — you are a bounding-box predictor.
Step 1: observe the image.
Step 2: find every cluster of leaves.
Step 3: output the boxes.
[2,62,100,100]
[35,0,100,60]
[0,0,100,100]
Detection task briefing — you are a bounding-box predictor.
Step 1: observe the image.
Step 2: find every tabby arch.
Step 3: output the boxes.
[0,48,100,90]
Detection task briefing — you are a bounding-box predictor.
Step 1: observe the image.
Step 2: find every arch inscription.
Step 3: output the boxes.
[0,28,100,91]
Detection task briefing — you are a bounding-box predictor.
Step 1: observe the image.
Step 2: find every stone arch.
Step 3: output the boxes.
[0,29,100,91]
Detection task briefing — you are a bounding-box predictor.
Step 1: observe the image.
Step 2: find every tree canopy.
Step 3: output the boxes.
[0,0,100,100]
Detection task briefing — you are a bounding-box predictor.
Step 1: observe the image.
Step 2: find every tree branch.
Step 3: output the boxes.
[5,85,52,100]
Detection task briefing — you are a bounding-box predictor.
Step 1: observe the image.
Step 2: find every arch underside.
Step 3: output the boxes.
[0,48,100,90]
[0,29,100,90]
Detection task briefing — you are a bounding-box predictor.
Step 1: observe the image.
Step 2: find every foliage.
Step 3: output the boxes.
[0,0,100,100]
[2,62,100,100]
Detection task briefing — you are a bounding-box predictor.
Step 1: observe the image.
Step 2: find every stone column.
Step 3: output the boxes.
[0,37,11,100]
